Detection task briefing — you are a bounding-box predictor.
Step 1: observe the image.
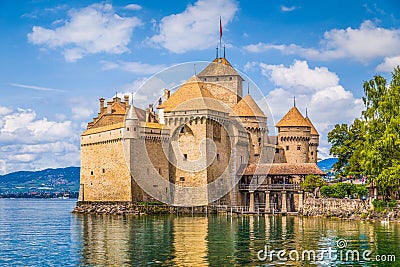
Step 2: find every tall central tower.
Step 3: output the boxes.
[198,57,243,107]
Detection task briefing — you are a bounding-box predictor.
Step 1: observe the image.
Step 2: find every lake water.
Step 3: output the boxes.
[0,199,399,266]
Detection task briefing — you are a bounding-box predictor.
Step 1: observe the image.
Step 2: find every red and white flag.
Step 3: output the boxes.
[219,17,222,38]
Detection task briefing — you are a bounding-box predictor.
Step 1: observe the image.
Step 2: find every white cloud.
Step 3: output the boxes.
[259,60,339,92]
[102,60,166,75]
[376,55,400,72]
[0,106,12,116]
[8,154,38,163]
[150,0,238,53]
[71,106,94,120]
[0,108,80,174]
[10,83,67,92]
[125,4,142,11]
[0,108,74,144]
[254,60,363,159]
[280,6,297,12]
[244,21,400,62]
[28,3,142,62]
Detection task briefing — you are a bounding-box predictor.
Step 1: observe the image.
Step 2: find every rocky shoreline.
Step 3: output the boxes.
[73,199,400,222]
[302,197,400,222]
[72,201,214,215]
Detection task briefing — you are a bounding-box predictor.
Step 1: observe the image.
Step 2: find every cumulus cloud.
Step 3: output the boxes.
[244,21,400,63]
[0,108,80,174]
[376,55,400,72]
[101,60,166,75]
[27,3,142,62]
[0,106,12,116]
[125,4,142,11]
[252,60,363,159]
[150,0,238,53]
[0,108,74,144]
[259,60,339,93]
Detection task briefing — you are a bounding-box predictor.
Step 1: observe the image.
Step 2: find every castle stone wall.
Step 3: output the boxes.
[80,127,132,202]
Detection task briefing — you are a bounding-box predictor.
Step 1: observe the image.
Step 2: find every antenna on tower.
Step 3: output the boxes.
[216,47,218,58]
[306,107,308,117]
[247,83,250,95]
[223,45,226,58]
[293,96,296,107]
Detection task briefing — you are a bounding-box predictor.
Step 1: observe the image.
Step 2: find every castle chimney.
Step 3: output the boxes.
[145,108,150,122]
[107,101,112,114]
[164,89,170,101]
[99,98,105,112]
[124,95,129,105]
[149,104,154,112]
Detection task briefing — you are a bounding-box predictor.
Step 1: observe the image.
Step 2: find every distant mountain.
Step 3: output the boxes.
[318,158,338,171]
[0,167,80,196]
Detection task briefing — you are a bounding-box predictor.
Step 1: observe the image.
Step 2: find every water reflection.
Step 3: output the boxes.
[75,214,400,266]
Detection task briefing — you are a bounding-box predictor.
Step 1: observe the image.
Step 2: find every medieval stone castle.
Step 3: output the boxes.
[78,56,324,213]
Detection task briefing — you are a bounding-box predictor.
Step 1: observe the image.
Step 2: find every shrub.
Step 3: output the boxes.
[355,185,368,198]
[301,175,327,192]
[320,186,336,198]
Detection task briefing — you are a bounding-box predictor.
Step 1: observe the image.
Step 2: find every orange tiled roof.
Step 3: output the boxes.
[242,163,325,176]
[158,76,216,112]
[198,57,241,77]
[82,122,124,136]
[232,94,266,118]
[305,116,319,135]
[276,106,310,127]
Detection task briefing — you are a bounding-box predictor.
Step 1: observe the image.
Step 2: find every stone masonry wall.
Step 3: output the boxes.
[303,198,370,219]
[80,127,132,202]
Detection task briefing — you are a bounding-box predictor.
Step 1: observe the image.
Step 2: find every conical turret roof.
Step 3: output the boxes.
[232,94,266,117]
[276,106,310,127]
[305,116,319,135]
[126,103,139,120]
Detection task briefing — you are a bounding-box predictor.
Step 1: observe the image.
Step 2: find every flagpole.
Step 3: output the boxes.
[219,16,222,59]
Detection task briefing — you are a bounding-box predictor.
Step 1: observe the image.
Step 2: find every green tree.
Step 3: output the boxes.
[328,119,365,174]
[328,66,400,200]
[360,67,400,200]
[301,175,327,193]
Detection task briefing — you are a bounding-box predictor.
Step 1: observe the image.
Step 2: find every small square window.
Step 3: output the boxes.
[297,146,301,150]
[180,177,185,182]
[90,171,93,175]
[286,146,289,151]
[311,151,314,155]
[102,169,105,173]
[183,154,188,161]
[216,154,220,161]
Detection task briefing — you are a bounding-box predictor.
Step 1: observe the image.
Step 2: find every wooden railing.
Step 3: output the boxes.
[238,183,302,191]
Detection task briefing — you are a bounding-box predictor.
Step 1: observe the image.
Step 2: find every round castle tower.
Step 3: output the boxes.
[276,105,311,164]
[305,113,319,163]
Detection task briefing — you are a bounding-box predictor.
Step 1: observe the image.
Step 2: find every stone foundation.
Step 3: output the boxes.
[303,198,400,221]
[72,201,216,215]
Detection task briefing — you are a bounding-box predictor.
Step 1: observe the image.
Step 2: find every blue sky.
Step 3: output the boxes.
[0,0,399,174]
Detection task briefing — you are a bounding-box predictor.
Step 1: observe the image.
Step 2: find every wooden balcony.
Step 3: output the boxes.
[238,183,302,191]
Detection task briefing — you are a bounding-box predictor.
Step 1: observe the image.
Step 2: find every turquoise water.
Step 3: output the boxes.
[0,199,399,266]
